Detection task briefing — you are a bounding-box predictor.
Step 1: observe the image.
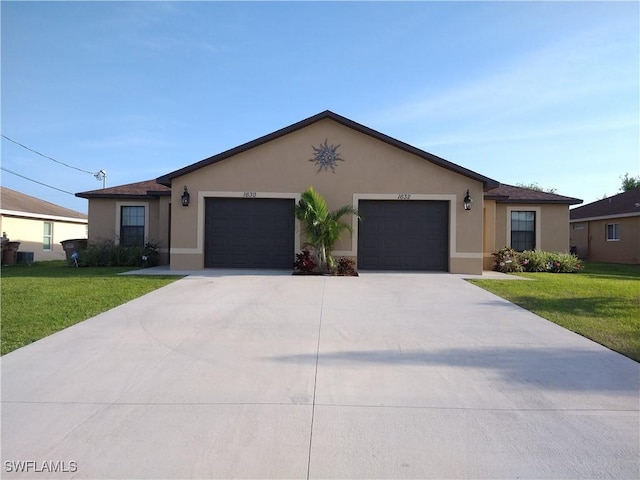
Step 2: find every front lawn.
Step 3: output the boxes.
[1,261,181,355]
[470,262,640,362]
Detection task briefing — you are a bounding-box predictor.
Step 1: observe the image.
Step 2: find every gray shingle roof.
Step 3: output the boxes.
[570,188,640,220]
[485,184,582,205]
[76,179,171,199]
[0,187,87,220]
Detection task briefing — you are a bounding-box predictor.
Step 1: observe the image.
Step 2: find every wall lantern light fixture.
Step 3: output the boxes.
[463,189,473,211]
[181,186,190,207]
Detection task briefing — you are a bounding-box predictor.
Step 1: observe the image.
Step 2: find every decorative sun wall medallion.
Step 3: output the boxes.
[309,139,344,173]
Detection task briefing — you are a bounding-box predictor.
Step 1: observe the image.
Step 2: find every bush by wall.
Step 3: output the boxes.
[335,257,357,276]
[492,247,523,273]
[293,250,318,273]
[76,240,159,267]
[493,247,582,274]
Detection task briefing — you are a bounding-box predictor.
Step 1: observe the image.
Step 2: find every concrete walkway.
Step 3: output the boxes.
[2,273,638,479]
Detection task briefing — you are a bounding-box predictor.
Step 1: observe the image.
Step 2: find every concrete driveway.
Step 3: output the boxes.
[2,272,638,479]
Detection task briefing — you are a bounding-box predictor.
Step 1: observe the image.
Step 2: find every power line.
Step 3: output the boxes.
[1,134,96,176]
[0,167,75,196]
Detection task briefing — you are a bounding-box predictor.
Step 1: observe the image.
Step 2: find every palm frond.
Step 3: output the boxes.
[294,186,360,272]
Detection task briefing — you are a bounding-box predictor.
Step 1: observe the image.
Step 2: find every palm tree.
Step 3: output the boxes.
[294,186,360,272]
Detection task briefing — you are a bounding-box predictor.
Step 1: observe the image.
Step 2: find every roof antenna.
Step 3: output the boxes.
[94,170,107,188]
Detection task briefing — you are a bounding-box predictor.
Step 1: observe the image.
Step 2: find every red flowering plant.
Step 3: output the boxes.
[335,257,357,276]
[293,250,318,273]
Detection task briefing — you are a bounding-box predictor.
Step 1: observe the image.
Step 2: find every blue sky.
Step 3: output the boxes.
[2,1,638,214]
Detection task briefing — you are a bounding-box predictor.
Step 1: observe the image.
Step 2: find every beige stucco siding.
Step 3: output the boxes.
[483,200,498,270]
[1,215,87,261]
[155,197,171,264]
[87,197,169,264]
[571,216,640,264]
[169,118,484,273]
[540,204,572,252]
[144,197,168,247]
[569,221,589,258]
[493,203,570,254]
[87,199,117,243]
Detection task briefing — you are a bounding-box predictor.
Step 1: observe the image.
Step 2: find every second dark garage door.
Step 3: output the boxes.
[357,200,449,271]
[204,197,294,268]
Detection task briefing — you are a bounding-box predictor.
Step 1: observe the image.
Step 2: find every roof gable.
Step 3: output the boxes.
[156,110,499,190]
[0,187,87,220]
[570,188,640,220]
[485,184,582,205]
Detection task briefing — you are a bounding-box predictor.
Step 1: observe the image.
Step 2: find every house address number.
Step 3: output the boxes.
[243,192,257,198]
[397,194,411,200]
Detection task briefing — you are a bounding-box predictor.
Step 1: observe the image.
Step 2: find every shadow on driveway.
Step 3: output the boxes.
[269,346,639,393]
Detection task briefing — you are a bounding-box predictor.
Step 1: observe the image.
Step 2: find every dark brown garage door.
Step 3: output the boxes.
[205,198,294,268]
[357,200,449,271]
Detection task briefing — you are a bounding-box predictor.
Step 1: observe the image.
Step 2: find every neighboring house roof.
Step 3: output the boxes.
[76,179,171,199]
[0,187,87,222]
[156,110,500,190]
[570,188,640,221]
[485,184,582,205]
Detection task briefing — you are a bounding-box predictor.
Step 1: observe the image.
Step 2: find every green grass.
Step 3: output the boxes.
[470,262,640,362]
[1,261,181,355]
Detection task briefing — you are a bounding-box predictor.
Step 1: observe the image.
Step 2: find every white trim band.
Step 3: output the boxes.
[570,211,640,222]
[0,209,87,224]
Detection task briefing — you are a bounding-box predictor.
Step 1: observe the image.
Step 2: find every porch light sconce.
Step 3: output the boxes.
[181,186,190,207]
[463,189,473,211]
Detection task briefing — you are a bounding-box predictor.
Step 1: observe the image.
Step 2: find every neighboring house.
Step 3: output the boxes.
[0,187,88,262]
[569,188,640,264]
[77,111,581,274]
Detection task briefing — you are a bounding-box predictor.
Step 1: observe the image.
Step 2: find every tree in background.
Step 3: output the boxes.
[516,183,558,194]
[620,173,640,192]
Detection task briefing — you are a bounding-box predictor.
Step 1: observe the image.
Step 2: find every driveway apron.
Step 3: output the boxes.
[2,272,638,479]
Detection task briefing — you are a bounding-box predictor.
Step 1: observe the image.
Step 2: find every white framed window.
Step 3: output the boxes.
[120,206,145,247]
[506,206,541,253]
[606,223,620,241]
[115,202,149,247]
[43,222,53,250]
[510,211,536,251]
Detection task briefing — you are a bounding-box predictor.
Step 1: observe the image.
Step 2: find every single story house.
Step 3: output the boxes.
[0,187,88,262]
[77,111,581,274]
[570,188,640,264]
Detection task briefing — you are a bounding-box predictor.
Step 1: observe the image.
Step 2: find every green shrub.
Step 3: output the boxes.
[519,250,548,272]
[76,240,159,268]
[493,247,582,274]
[492,247,523,273]
[543,252,583,273]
